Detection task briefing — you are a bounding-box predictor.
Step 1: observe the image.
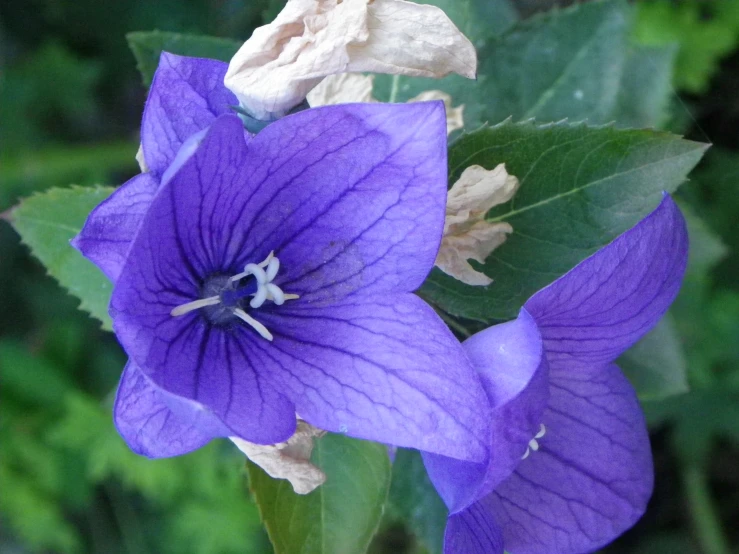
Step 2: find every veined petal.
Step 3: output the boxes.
[114,361,217,457]
[444,502,504,554]
[424,309,548,512]
[116,313,297,444]
[72,173,158,282]
[485,362,653,554]
[524,195,688,365]
[251,101,449,300]
[256,293,490,462]
[112,117,296,444]
[142,52,238,177]
[113,106,451,446]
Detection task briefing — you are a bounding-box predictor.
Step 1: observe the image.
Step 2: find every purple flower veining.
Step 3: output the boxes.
[423,196,689,554]
[73,54,491,463]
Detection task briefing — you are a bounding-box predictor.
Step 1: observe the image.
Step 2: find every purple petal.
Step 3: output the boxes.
[116,314,297,444]
[72,173,158,281]
[141,53,237,177]
[444,503,504,554]
[114,361,217,457]
[112,102,453,449]
[484,362,653,554]
[258,293,490,462]
[424,308,549,512]
[524,195,688,365]
[112,115,297,444]
[225,101,449,300]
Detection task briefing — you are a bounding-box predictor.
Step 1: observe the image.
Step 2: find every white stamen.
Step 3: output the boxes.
[233,308,273,341]
[171,295,220,316]
[284,293,300,301]
[521,448,530,460]
[529,438,540,451]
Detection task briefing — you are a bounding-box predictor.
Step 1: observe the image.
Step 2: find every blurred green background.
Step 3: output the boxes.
[1,0,738,553]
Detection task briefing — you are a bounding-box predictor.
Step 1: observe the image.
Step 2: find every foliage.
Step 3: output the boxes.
[634,0,739,94]
[248,434,391,554]
[1,0,738,553]
[421,120,706,321]
[127,31,242,85]
[375,0,678,131]
[8,187,116,329]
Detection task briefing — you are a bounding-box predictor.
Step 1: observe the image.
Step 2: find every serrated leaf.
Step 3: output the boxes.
[384,448,447,554]
[619,315,688,401]
[248,433,391,554]
[421,120,707,321]
[475,0,630,126]
[375,1,674,133]
[126,31,241,86]
[8,186,114,329]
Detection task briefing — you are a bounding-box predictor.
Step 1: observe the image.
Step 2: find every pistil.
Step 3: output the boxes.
[169,251,298,340]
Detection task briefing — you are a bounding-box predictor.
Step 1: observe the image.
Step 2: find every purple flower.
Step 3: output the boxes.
[73,56,491,463]
[71,53,238,281]
[423,196,689,553]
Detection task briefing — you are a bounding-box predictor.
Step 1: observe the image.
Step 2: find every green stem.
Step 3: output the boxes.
[389,75,400,103]
[104,483,152,554]
[682,465,730,554]
[433,308,472,338]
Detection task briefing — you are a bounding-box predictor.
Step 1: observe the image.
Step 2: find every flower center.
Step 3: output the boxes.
[521,424,546,460]
[170,251,298,341]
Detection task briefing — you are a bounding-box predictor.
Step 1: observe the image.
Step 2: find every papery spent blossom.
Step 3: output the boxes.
[224,0,477,121]
[423,196,689,553]
[436,164,519,286]
[73,82,492,471]
[231,419,326,494]
[307,73,465,134]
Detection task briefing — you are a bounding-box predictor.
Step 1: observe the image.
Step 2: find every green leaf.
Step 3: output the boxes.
[421,120,707,321]
[8,186,115,329]
[384,448,447,554]
[372,0,518,113]
[618,315,689,401]
[474,0,631,127]
[248,433,391,554]
[680,202,729,278]
[375,1,674,132]
[420,0,518,45]
[614,43,677,129]
[126,31,242,86]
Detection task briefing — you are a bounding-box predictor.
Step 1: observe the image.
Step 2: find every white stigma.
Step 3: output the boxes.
[521,424,546,460]
[170,251,298,341]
